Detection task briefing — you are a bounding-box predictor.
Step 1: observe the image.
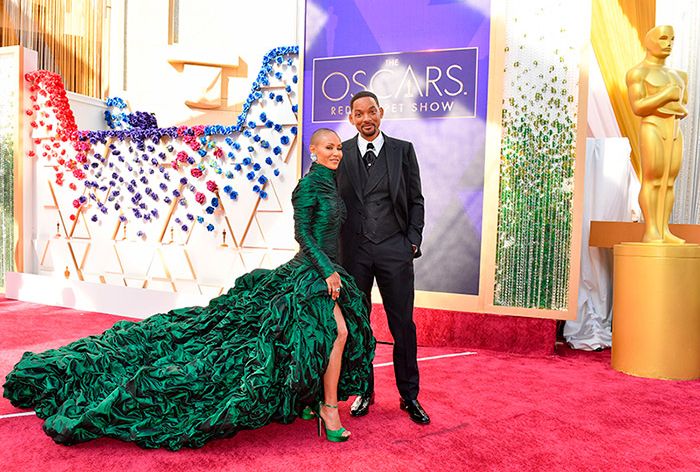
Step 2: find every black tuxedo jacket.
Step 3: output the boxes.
[337,133,425,261]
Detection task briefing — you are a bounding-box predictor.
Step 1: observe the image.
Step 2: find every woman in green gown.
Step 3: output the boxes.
[3,128,375,449]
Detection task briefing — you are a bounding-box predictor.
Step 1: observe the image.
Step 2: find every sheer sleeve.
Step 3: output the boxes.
[291,178,335,279]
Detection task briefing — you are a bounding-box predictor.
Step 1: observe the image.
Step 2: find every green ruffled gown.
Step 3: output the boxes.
[3,162,375,450]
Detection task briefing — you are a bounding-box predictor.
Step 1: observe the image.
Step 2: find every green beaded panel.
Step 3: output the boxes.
[493,7,584,310]
[0,135,13,288]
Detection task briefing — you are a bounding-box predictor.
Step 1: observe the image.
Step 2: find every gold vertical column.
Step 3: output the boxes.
[612,243,700,380]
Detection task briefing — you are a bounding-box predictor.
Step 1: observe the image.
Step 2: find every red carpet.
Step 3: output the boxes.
[2,297,700,471]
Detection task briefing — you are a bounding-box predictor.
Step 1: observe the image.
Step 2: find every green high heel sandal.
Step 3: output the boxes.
[300,405,316,420]
[317,402,350,442]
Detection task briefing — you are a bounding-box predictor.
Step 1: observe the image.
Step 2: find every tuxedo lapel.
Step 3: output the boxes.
[384,135,401,203]
[344,136,364,203]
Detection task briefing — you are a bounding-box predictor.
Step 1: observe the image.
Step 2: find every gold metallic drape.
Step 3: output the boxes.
[0,0,106,98]
[591,0,656,177]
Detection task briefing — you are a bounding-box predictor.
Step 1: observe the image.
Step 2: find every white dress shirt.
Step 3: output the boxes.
[357,132,385,157]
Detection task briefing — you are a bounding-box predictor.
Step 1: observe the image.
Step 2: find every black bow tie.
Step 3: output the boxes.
[363,142,376,168]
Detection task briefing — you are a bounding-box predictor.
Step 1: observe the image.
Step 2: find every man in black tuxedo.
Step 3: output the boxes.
[337,90,430,425]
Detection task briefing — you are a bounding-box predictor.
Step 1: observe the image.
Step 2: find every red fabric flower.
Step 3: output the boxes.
[206,180,218,192]
[195,192,206,204]
[191,168,203,178]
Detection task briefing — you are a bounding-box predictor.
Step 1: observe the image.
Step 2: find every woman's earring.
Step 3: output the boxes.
[310,153,317,162]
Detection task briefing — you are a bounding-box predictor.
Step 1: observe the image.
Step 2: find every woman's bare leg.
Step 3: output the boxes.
[320,303,350,437]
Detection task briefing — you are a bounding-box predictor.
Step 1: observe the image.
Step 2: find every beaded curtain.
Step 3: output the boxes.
[494,1,588,310]
[0,51,16,289]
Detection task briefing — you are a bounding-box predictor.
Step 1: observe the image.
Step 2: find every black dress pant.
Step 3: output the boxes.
[344,232,419,400]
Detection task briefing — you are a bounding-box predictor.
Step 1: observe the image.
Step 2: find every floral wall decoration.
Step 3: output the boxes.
[22,46,301,294]
[493,2,587,311]
[25,46,299,238]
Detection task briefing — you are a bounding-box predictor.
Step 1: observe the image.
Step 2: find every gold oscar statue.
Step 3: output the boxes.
[612,25,700,380]
[626,25,688,244]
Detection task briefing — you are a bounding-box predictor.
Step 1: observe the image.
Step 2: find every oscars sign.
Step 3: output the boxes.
[311,48,478,122]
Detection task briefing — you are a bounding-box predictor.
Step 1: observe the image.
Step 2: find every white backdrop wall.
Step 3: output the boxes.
[17,0,305,302]
[108,0,302,128]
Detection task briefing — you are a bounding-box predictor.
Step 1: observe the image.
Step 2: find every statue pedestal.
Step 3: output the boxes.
[612,243,700,380]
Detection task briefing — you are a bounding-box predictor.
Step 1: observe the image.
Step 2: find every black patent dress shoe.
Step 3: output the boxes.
[350,393,375,417]
[399,398,431,424]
